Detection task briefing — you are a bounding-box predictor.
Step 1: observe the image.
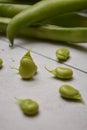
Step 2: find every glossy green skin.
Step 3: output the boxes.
[17,99,39,116]
[55,67,73,79]
[59,84,82,100]
[0,58,3,68]
[7,0,87,46]
[56,48,70,61]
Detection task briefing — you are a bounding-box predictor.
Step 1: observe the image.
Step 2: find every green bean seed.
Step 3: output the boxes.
[17,98,39,116]
[59,84,82,101]
[19,50,37,79]
[0,57,3,68]
[56,48,70,61]
[45,66,73,80]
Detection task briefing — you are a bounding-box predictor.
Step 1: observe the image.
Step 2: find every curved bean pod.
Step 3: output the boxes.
[1,17,87,43]
[0,4,87,28]
[7,0,87,46]
[0,3,86,27]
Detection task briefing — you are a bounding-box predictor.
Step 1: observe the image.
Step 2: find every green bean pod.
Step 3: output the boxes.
[7,0,87,46]
[0,2,87,27]
[20,25,87,43]
[1,17,87,43]
[0,4,87,27]
[0,4,29,18]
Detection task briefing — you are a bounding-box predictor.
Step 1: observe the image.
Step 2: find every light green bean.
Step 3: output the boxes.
[56,48,70,61]
[45,66,73,80]
[16,98,39,116]
[59,84,83,101]
[19,50,37,79]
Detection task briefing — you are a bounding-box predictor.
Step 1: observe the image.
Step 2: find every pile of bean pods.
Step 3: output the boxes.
[0,0,87,46]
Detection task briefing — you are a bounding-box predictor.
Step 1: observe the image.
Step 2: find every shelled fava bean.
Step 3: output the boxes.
[59,84,83,101]
[19,50,37,79]
[16,98,39,116]
[56,48,70,61]
[45,66,73,80]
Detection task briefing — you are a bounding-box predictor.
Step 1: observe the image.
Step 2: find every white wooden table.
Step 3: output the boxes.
[0,36,87,130]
